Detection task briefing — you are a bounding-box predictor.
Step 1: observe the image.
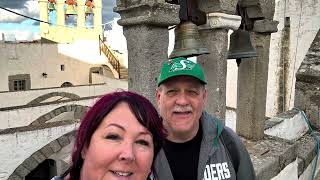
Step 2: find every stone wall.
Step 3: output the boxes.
[295,30,320,128]
[246,109,320,180]
[0,123,78,180]
[266,0,320,117]
[0,43,90,91]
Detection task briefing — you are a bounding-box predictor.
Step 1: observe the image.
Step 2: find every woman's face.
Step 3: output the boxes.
[80,102,154,180]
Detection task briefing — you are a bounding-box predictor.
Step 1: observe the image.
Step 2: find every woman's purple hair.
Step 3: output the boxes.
[67,90,166,180]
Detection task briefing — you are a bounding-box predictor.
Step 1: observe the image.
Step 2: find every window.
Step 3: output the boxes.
[61,64,65,71]
[13,80,26,91]
[8,74,31,92]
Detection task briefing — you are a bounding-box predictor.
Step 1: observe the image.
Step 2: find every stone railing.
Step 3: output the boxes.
[247,109,320,179]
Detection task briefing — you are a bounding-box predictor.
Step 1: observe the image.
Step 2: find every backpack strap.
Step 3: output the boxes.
[221,128,240,173]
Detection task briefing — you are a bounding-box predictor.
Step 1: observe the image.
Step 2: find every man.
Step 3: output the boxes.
[154,57,255,180]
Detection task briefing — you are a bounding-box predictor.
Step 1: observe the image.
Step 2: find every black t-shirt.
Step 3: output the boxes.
[163,126,203,180]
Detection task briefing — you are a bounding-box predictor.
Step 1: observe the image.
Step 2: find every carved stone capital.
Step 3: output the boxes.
[114,2,180,27]
[199,13,241,30]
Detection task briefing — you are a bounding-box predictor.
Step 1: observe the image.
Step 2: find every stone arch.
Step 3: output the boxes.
[27,92,80,105]
[31,104,89,125]
[7,130,76,180]
[25,159,57,179]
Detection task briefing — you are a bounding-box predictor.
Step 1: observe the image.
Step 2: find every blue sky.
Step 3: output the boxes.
[0,0,119,41]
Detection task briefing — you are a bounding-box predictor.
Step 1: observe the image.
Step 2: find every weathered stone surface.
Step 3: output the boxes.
[71,105,77,111]
[50,140,62,152]
[294,88,307,110]
[7,174,23,180]
[198,13,241,31]
[253,20,279,33]
[123,25,169,105]
[115,3,179,27]
[245,136,298,179]
[246,5,264,19]
[49,111,55,119]
[74,106,86,119]
[54,108,62,116]
[254,156,279,180]
[198,0,237,14]
[240,0,275,19]
[59,105,67,113]
[31,119,40,126]
[44,113,51,121]
[116,0,167,7]
[14,165,30,177]
[308,102,320,126]
[40,144,54,157]
[297,30,320,76]
[58,134,71,147]
[236,33,271,140]
[66,105,72,112]
[296,135,316,171]
[295,30,320,128]
[258,0,275,19]
[32,151,46,163]
[198,29,228,121]
[23,157,38,171]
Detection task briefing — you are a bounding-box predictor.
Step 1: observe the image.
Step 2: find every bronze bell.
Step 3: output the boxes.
[169,21,209,59]
[227,29,257,59]
[65,5,77,15]
[48,2,55,11]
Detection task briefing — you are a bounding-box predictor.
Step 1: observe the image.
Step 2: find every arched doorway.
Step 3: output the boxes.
[25,159,57,180]
[61,82,73,87]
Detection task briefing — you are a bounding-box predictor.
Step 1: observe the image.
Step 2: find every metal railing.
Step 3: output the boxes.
[99,36,121,78]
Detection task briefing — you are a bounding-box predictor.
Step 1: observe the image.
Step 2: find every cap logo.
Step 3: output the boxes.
[169,60,195,72]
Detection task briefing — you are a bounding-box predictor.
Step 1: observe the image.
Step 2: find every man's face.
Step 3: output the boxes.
[156,76,207,142]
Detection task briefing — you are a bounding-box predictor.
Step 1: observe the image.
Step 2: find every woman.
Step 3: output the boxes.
[52,91,166,180]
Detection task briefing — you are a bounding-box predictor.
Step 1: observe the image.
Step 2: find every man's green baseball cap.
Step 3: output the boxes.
[157,57,207,86]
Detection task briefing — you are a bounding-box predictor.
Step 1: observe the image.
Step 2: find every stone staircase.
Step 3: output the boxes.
[99,36,128,79]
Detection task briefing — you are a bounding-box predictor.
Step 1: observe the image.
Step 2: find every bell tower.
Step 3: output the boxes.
[38,0,102,43]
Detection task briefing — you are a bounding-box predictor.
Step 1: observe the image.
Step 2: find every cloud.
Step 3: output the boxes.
[0,0,30,9]
[0,0,119,40]
[102,0,120,24]
[0,1,39,23]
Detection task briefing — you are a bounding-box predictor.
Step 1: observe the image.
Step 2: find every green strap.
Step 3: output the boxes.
[213,120,223,147]
[293,107,320,180]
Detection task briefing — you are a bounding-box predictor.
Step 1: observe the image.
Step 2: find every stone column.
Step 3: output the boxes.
[198,13,241,121]
[56,0,65,26]
[93,0,102,35]
[77,0,85,29]
[114,2,179,104]
[236,19,278,140]
[38,0,49,37]
[39,0,49,30]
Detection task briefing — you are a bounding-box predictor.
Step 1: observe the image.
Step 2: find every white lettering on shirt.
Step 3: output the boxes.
[203,162,231,180]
